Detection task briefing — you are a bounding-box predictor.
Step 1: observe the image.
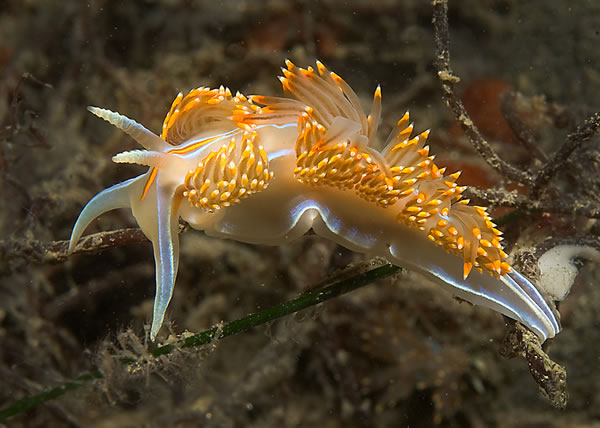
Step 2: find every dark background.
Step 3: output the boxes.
[1,0,599,426]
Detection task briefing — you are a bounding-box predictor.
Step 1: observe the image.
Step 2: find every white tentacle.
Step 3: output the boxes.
[88,106,167,152]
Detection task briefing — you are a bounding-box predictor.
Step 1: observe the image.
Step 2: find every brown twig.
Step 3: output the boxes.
[0,228,149,265]
[387,73,435,114]
[431,0,533,186]
[4,181,600,270]
[530,111,600,198]
[500,91,549,163]
[0,72,53,146]
[499,321,568,409]
[432,0,571,407]
[463,187,600,219]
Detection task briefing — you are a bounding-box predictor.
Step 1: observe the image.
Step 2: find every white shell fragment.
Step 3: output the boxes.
[538,245,600,301]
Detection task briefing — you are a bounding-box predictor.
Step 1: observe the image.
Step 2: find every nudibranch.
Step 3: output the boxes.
[69,60,560,342]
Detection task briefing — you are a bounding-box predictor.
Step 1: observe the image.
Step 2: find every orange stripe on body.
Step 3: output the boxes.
[140,135,222,200]
[232,113,298,125]
[141,168,159,200]
[167,135,220,155]
[172,191,184,215]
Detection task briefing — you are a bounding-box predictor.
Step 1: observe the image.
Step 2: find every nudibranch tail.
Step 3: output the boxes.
[385,236,560,341]
[507,269,561,334]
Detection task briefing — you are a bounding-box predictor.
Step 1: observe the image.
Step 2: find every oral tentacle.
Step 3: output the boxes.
[68,176,144,254]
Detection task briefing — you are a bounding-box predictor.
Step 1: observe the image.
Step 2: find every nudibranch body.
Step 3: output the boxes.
[69,60,560,342]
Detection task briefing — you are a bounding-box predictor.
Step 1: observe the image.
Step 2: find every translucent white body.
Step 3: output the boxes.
[69,66,561,342]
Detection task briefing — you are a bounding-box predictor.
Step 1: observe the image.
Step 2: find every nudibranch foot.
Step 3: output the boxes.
[69,170,181,340]
[70,60,561,343]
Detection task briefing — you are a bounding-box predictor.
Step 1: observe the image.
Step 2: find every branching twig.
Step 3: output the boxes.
[6,184,600,269]
[0,228,148,264]
[432,0,569,408]
[530,112,600,198]
[433,0,600,215]
[0,72,53,146]
[5,183,600,270]
[463,187,600,219]
[431,0,533,186]
[500,321,568,409]
[500,91,549,162]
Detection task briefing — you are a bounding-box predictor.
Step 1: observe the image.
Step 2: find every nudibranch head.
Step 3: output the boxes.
[69,60,560,343]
